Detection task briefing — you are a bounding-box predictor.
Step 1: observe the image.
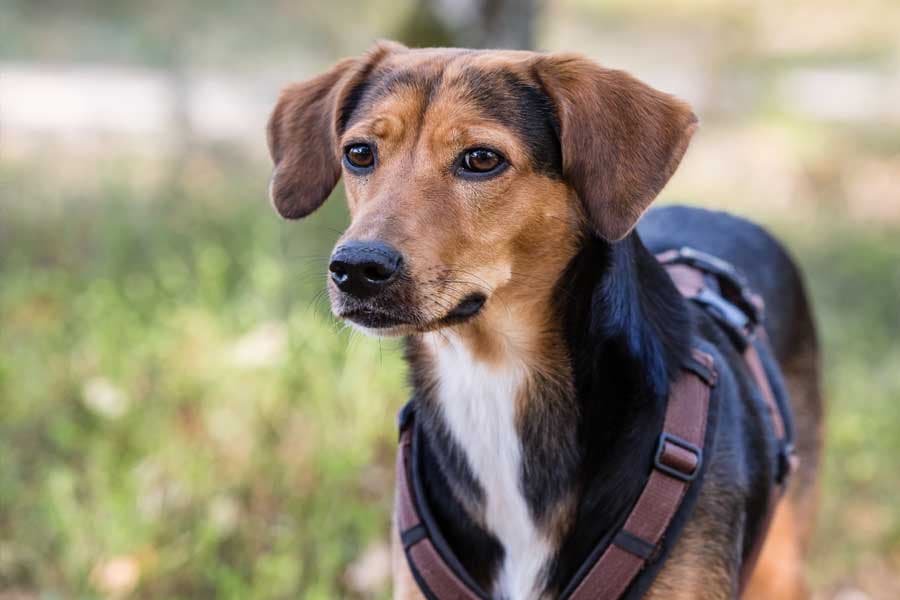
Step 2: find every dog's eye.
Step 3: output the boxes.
[461,148,503,174]
[345,144,374,169]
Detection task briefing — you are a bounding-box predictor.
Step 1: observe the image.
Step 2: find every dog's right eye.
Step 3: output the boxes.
[345,144,375,170]
[456,148,508,180]
[463,149,501,173]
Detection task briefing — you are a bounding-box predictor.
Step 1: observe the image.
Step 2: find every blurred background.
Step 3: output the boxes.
[2,1,899,598]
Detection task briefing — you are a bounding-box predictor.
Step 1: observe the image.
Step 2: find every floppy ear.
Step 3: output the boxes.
[266,41,404,219]
[533,54,698,241]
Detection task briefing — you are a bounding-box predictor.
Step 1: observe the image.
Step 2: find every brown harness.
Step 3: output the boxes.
[657,248,799,593]
[394,247,796,599]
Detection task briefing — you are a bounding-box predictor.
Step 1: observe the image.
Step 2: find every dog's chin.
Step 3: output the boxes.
[336,293,488,338]
[347,322,416,338]
[337,307,412,338]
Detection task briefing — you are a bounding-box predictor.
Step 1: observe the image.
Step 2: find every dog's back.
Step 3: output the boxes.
[639,205,823,596]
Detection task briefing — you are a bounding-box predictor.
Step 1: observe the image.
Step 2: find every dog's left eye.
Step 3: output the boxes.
[460,148,504,175]
[345,144,375,170]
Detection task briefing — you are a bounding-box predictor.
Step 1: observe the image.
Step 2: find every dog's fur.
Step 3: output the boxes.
[267,42,822,600]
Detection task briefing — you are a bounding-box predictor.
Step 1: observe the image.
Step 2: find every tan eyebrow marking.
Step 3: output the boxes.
[342,113,405,144]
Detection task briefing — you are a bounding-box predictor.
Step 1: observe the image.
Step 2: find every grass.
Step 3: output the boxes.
[1,158,899,598]
[0,161,407,599]
[791,226,900,596]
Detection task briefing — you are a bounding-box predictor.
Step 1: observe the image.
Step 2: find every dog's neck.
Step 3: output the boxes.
[405,232,691,598]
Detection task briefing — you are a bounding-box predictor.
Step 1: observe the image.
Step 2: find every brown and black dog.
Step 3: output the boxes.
[267,41,823,600]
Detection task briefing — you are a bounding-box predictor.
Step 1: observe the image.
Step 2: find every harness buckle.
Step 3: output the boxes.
[654,433,703,482]
[693,288,751,333]
[776,442,797,485]
[662,246,764,328]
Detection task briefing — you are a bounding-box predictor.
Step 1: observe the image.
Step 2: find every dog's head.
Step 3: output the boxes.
[267,42,697,336]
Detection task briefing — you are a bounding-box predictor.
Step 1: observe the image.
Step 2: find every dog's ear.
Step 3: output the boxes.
[267,41,405,219]
[533,54,698,241]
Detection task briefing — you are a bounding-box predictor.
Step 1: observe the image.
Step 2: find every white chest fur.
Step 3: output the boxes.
[425,332,552,600]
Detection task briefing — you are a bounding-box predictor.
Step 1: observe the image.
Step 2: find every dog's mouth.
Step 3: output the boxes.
[338,293,488,334]
[436,293,487,326]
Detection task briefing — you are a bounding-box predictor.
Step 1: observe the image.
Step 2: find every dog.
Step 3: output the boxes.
[267,41,823,600]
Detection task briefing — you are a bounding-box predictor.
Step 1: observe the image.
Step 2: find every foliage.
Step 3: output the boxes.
[0,161,406,598]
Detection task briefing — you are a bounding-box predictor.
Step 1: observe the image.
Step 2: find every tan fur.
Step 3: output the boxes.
[644,480,740,600]
[538,487,579,547]
[337,70,585,340]
[780,340,825,552]
[742,501,809,600]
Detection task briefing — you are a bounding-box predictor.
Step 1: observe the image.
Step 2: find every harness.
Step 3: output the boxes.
[394,247,797,599]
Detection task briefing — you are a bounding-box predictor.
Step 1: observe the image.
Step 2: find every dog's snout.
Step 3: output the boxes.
[329,241,403,298]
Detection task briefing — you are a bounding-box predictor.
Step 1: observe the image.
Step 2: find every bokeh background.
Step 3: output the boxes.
[2,1,899,598]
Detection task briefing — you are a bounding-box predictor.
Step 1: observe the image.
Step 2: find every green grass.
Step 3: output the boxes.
[2,160,899,598]
[0,162,407,599]
[790,226,900,592]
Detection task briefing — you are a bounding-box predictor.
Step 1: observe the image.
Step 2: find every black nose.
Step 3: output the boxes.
[329,241,403,298]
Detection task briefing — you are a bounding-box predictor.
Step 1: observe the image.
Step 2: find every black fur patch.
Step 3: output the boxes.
[336,58,392,135]
[453,68,563,178]
[516,369,580,525]
[370,68,443,104]
[543,233,692,592]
